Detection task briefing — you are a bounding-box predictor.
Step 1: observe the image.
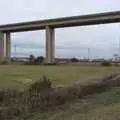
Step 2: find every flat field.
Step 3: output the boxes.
[1,64,120,120]
[0,64,120,89]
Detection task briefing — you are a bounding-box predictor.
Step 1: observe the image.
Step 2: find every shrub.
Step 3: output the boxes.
[1,60,9,65]
[79,83,110,97]
[28,76,52,93]
[23,61,29,65]
[28,76,52,109]
[23,55,45,65]
[70,58,79,63]
[27,55,35,65]
[101,61,111,67]
[0,89,27,120]
[49,87,69,106]
[44,63,57,65]
[35,56,44,64]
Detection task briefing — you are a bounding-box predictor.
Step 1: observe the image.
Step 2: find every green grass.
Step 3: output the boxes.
[1,64,120,120]
[0,64,120,89]
[26,87,120,120]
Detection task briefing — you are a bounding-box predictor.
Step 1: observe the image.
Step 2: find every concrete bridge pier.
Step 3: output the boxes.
[45,26,55,64]
[5,32,11,62]
[0,32,5,62]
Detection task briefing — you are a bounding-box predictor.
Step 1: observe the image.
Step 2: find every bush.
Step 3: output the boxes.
[101,61,111,67]
[0,89,27,120]
[23,55,45,65]
[44,63,57,65]
[28,76,52,109]
[1,60,9,65]
[35,56,44,64]
[28,76,52,93]
[70,58,79,63]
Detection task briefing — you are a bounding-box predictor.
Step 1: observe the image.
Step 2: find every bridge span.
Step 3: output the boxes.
[0,11,120,63]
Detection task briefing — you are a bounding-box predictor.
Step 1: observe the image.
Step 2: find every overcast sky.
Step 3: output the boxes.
[0,0,120,58]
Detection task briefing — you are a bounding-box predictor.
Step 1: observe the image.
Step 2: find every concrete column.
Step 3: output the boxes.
[6,32,11,62]
[45,26,55,64]
[0,32,5,62]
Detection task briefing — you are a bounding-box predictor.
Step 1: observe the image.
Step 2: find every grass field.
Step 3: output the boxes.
[0,64,120,89]
[27,87,120,120]
[1,64,120,120]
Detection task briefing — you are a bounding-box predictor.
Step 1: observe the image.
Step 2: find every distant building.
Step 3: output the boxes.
[11,57,29,62]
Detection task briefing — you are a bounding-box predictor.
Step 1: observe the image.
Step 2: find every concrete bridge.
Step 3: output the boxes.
[0,11,120,63]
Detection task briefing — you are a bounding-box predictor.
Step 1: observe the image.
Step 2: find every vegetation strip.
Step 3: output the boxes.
[0,73,120,119]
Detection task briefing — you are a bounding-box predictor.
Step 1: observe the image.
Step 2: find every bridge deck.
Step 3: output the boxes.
[0,11,120,32]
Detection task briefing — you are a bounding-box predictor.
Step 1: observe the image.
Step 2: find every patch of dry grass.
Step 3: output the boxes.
[0,64,120,89]
[26,87,120,120]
